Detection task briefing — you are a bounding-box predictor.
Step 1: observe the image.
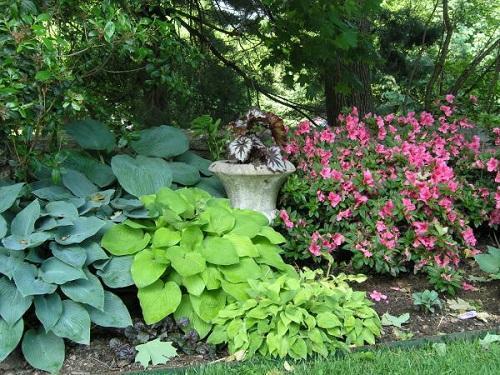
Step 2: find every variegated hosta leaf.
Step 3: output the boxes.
[265,146,286,172]
[228,136,253,162]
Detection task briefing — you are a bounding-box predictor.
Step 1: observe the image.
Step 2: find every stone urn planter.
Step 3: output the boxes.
[209,160,296,222]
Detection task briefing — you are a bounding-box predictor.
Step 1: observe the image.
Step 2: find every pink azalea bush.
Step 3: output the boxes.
[277,98,499,294]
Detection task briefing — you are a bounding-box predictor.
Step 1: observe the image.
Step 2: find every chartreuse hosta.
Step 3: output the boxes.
[101,187,297,338]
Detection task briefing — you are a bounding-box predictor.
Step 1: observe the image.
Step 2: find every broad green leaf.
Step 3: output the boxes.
[166,162,201,186]
[255,243,288,270]
[180,226,203,250]
[11,200,40,236]
[201,206,235,235]
[182,274,205,296]
[101,224,151,255]
[49,242,87,268]
[61,269,105,310]
[55,216,105,245]
[138,280,182,324]
[190,289,226,322]
[40,258,87,284]
[220,280,249,301]
[0,215,6,239]
[201,266,221,290]
[51,300,90,344]
[316,312,342,329]
[83,241,109,265]
[0,317,23,361]
[175,151,213,176]
[256,226,286,244]
[230,210,267,237]
[195,176,226,198]
[84,291,132,328]
[174,294,212,338]
[35,70,51,81]
[220,257,262,283]
[104,21,115,42]
[0,277,33,325]
[111,155,172,197]
[131,249,168,288]
[62,169,98,198]
[475,247,500,275]
[96,256,134,288]
[381,312,410,328]
[155,188,189,215]
[135,338,177,368]
[479,333,500,349]
[34,294,63,332]
[169,247,206,276]
[202,237,239,265]
[224,234,259,257]
[32,185,74,201]
[21,328,65,374]
[65,119,116,151]
[2,232,52,251]
[63,151,116,187]
[12,262,57,296]
[131,125,189,158]
[0,183,24,213]
[152,227,181,248]
[44,201,79,220]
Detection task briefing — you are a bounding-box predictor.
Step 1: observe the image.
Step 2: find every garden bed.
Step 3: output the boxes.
[2,264,498,375]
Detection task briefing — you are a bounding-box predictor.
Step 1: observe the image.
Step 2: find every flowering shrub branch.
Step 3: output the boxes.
[277,96,499,294]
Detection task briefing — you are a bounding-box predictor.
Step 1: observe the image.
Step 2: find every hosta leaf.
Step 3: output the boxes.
[202,237,239,265]
[62,169,98,198]
[176,151,213,176]
[135,338,177,368]
[83,241,109,265]
[316,312,342,329]
[0,277,33,325]
[201,206,235,235]
[12,262,57,296]
[230,210,266,237]
[0,183,24,213]
[51,300,90,344]
[37,217,74,231]
[155,188,189,215]
[220,257,262,283]
[131,125,189,158]
[152,227,181,248]
[169,249,206,277]
[138,280,182,324]
[180,226,204,250]
[190,289,226,322]
[96,255,134,288]
[84,291,132,328]
[63,151,116,187]
[111,155,173,197]
[182,274,205,296]
[101,224,151,255]
[34,294,63,332]
[21,328,65,374]
[195,177,226,197]
[11,200,40,236]
[0,317,23,361]
[32,185,74,201]
[40,258,87,284]
[65,119,116,151]
[220,280,249,301]
[0,215,6,239]
[44,201,79,220]
[201,266,222,290]
[256,226,286,244]
[174,295,212,338]
[166,162,201,186]
[131,249,168,288]
[61,269,105,310]
[49,242,87,267]
[55,216,105,245]
[2,232,52,251]
[223,234,259,257]
[255,243,288,270]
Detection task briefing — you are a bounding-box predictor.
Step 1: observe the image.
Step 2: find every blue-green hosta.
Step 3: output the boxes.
[0,182,132,374]
[101,187,297,338]
[208,270,382,359]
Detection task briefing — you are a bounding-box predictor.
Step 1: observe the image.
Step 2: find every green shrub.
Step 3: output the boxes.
[475,246,500,279]
[208,269,381,359]
[0,182,132,373]
[101,187,296,338]
[412,290,442,313]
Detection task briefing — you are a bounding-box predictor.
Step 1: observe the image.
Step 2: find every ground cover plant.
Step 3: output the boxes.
[278,98,499,294]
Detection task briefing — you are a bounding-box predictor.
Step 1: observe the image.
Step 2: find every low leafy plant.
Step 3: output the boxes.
[134,338,178,368]
[426,266,463,295]
[0,182,132,373]
[207,269,381,359]
[412,290,442,313]
[475,246,500,279]
[227,109,288,171]
[191,115,227,161]
[381,312,410,328]
[101,187,296,338]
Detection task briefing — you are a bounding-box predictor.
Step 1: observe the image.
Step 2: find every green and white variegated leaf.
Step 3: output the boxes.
[51,300,91,345]
[49,242,87,268]
[43,201,79,220]
[0,277,33,325]
[0,317,23,361]
[55,216,105,245]
[62,169,98,198]
[22,328,65,373]
[111,155,173,197]
[130,125,189,158]
[84,291,132,328]
[265,146,286,172]
[40,258,87,285]
[63,151,116,187]
[65,119,116,151]
[228,136,253,162]
[0,183,24,213]
[96,255,134,288]
[12,262,57,296]
[34,294,63,332]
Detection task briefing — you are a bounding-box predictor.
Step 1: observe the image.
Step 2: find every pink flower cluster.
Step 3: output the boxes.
[278,98,498,282]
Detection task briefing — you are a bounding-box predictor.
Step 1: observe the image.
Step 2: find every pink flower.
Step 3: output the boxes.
[320,167,332,179]
[308,242,321,256]
[336,209,352,221]
[413,221,429,235]
[379,200,394,218]
[331,233,345,246]
[440,105,453,117]
[354,191,368,206]
[376,221,387,232]
[279,210,294,229]
[462,282,478,292]
[445,94,455,103]
[462,228,477,246]
[369,290,388,302]
[296,120,311,135]
[328,192,342,207]
[363,170,375,187]
[486,158,498,172]
[402,198,416,212]
[317,190,326,202]
[319,129,335,143]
